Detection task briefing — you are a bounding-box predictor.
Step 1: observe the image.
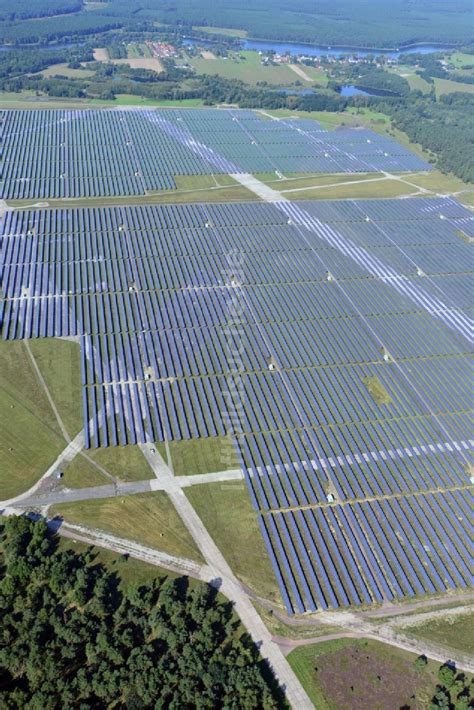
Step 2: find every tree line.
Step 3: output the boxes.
[0,516,282,708]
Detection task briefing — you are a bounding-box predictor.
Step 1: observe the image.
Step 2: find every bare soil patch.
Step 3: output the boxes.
[111,57,164,73]
[201,50,217,60]
[289,63,312,82]
[315,642,435,709]
[93,47,109,62]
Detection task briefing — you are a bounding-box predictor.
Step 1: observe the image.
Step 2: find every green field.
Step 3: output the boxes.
[448,51,474,69]
[61,445,153,488]
[53,493,203,562]
[405,613,474,656]
[40,63,96,79]
[27,338,83,437]
[0,340,66,500]
[166,436,239,476]
[193,25,249,38]
[434,77,474,96]
[185,481,282,604]
[288,638,441,710]
[260,172,381,190]
[190,50,303,86]
[289,177,419,200]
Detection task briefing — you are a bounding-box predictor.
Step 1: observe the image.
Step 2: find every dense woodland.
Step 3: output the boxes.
[380,93,474,182]
[0,517,281,708]
[0,0,472,48]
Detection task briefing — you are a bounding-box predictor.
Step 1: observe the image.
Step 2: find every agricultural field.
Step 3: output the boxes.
[189,50,305,86]
[1,108,432,200]
[434,77,474,97]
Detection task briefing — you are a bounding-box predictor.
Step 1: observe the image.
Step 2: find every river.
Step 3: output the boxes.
[184,36,456,59]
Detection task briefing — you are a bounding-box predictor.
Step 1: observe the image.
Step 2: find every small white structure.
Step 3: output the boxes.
[267,355,277,371]
[326,493,335,503]
[326,271,334,282]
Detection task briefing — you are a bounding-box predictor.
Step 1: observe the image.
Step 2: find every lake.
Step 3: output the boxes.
[184,36,455,59]
[338,85,398,97]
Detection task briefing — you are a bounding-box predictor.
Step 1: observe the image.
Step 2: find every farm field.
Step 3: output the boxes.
[434,77,474,97]
[52,493,204,562]
[288,638,442,709]
[39,63,96,79]
[189,50,300,85]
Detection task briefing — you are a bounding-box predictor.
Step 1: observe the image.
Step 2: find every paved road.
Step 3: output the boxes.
[140,445,315,709]
[230,173,286,202]
[7,468,244,509]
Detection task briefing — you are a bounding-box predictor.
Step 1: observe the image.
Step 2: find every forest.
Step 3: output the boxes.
[379,92,474,182]
[0,0,472,48]
[0,516,281,708]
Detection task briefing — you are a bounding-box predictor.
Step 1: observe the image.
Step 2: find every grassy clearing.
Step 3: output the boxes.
[52,493,203,562]
[0,340,65,500]
[173,174,239,190]
[290,178,419,200]
[457,192,474,207]
[167,436,239,476]
[86,446,152,482]
[402,170,472,194]
[62,445,152,489]
[61,454,109,489]
[362,375,392,406]
[404,612,474,656]
[8,182,259,211]
[185,481,282,604]
[406,74,432,93]
[288,638,441,710]
[295,65,328,86]
[27,338,83,436]
[193,25,248,38]
[190,51,301,86]
[273,173,379,191]
[448,52,474,68]
[434,77,474,97]
[40,63,96,79]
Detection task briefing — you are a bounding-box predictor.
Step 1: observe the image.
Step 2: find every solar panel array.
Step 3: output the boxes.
[1,196,472,613]
[1,108,432,199]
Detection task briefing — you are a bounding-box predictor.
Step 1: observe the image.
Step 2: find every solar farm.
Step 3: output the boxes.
[2,115,473,621]
[1,108,432,199]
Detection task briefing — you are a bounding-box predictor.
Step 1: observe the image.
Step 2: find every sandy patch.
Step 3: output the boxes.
[201,50,217,60]
[111,57,164,73]
[289,63,312,82]
[93,47,109,62]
